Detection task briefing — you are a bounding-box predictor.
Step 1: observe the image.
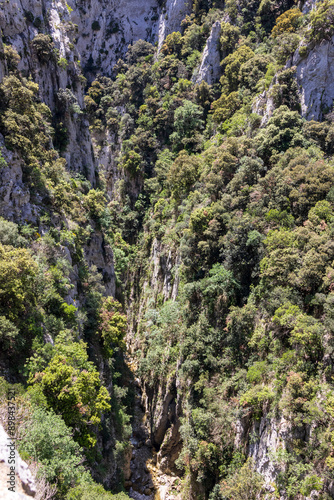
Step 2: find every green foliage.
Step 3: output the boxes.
[0,244,38,322]
[161,31,183,57]
[271,8,302,38]
[98,297,127,357]
[256,105,305,159]
[58,57,69,70]
[29,335,111,447]
[171,100,204,150]
[4,4,334,499]
[66,483,129,499]
[309,0,334,42]
[0,316,19,348]
[0,218,26,246]
[19,407,89,493]
[31,34,55,63]
[167,151,202,198]
[220,22,240,56]
[220,45,255,93]
[3,44,21,71]
[219,458,264,499]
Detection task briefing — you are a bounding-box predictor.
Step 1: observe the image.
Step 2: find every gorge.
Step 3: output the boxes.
[1,1,334,499]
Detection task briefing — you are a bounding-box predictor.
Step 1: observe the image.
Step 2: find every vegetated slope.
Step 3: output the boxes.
[1,0,334,499]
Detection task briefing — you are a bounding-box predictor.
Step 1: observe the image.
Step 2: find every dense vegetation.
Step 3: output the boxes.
[2,0,334,499]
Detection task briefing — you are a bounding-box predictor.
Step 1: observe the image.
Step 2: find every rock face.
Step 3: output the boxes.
[0,0,193,179]
[193,20,222,85]
[254,35,334,124]
[158,0,192,51]
[0,0,193,83]
[0,425,36,499]
[290,37,334,120]
[71,0,161,75]
[301,0,318,14]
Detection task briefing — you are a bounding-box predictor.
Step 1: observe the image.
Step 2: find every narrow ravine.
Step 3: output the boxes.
[127,380,157,500]
[124,356,181,500]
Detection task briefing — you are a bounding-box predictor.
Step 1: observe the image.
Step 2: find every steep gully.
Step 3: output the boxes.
[123,357,181,500]
[4,0,334,497]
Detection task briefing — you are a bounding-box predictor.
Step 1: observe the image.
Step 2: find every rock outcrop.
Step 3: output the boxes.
[254,34,334,124]
[193,20,222,85]
[290,37,334,121]
[158,0,192,51]
[0,425,36,499]
[301,0,318,14]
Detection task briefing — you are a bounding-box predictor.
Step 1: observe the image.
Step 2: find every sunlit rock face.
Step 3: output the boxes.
[0,0,193,79]
[291,37,334,121]
[193,20,222,85]
[0,424,36,499]
[158,0,192,51]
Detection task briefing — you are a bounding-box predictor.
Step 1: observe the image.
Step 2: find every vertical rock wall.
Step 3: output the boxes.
[193,20,222,85]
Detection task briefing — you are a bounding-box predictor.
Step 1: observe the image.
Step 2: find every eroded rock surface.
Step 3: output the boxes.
[290,37,334,120]
[194,20,222,85]
[0,425,36,499]
[158,0,192,51]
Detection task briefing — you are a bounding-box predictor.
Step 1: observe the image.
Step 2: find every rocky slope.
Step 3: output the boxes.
[2,0,334,499]
[0,425,36,499]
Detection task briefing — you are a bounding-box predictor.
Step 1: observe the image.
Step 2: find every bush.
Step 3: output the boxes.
[0,316,19,348]
[0,244,38,321]
[31,34,55,63]
[167,151,201,198]
[0,218,26,246]
[310,0,334,42]
[29,336,111,447]
[66,483,129,499]
[3,45,21,72]
[271,8,302,38]
[219,458,264,499]
[98,297,127,357]
[20,407,88,493]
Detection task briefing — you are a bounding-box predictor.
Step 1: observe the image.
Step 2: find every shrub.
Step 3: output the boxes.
[29,336,111,447]
[58,57,68,70]
[310,0,334,42]
[98,297,127,357]
[3,45,21,71]
[66,484,129,499]
[31,34,55,63]
[271,8,302,38]
[92,20,101,31]
[0,244,38,321]
[161,31,183,57]
[19,407,88,493]
[219,458,264,499]
[0,218,26,246]
[167,151,201,198]
[0,316,19,348]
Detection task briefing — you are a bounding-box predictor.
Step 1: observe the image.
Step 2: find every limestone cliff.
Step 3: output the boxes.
[255,34,334,123]
[290,36,334,121]
[0,425,36,499]
[2,1,334,499]
[193,20,222,85]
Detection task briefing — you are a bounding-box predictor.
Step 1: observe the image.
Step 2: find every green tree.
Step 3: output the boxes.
[20,407,88,493]
[0,244,38,321]
[30,336,111,447]
[310,0,334,42]
[98,297,127,357]
[171,100,204,150]
[167,151,202,199]
[220,458,264,499]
